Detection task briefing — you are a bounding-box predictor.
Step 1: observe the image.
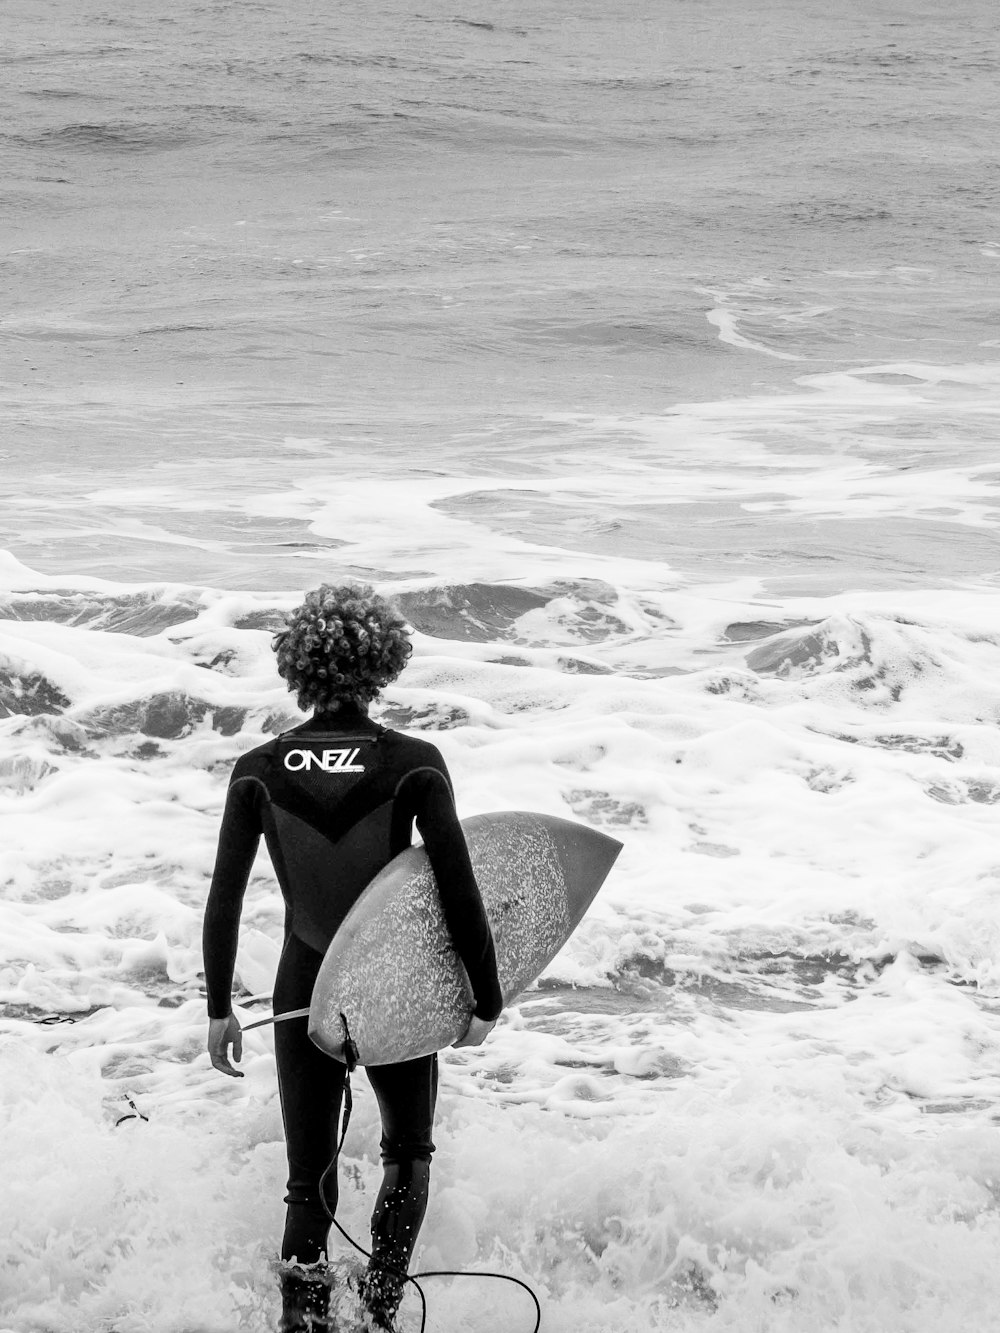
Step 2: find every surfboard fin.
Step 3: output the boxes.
[340,1012,359,1072]
[243,1006,311,1032]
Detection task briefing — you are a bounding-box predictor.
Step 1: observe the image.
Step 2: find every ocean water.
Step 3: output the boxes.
[3,1,1000,1330]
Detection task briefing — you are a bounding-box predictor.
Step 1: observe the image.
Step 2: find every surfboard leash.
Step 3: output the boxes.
[318,1013,542,1333]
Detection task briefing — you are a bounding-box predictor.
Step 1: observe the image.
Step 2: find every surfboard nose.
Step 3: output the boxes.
[543,816,623,910]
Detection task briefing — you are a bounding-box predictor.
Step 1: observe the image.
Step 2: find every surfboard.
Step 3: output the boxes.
[308,811,622,1066]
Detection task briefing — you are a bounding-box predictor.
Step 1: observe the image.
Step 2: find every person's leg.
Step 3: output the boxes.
[360,1054,438,1328]
[274,934,345,1269]
[277,1267,332,1333]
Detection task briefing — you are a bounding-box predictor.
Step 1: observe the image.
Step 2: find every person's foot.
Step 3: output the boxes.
[278,1262,332,1331]
[357,1262,406,1331]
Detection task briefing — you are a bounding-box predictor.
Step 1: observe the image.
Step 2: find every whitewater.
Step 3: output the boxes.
[3,0,1000,1330]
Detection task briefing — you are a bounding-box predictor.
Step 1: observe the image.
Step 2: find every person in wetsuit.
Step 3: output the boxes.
[203,584,502,1332]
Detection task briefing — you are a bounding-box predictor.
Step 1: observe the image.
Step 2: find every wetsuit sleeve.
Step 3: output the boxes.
[404,760,502,1022]
[202,773,263,1019]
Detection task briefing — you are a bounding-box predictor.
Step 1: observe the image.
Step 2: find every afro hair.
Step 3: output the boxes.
[272,583,412,714]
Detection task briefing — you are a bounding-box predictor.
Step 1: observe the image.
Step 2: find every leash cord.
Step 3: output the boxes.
[114,1093,150,1127]
[318,1019,541,1333]
[130,1007,538,1331]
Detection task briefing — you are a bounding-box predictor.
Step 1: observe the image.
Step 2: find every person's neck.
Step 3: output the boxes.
[310,701,371,727]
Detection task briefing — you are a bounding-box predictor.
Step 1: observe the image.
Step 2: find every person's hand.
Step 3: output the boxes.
[208,1013,244,1077]
[452,1014,497,1049]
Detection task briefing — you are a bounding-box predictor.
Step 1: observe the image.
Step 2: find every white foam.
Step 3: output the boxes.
[3,350,1000,1327]
[704,302,804,361]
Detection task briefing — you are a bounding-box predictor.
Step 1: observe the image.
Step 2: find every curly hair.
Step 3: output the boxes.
[272,583,412,714]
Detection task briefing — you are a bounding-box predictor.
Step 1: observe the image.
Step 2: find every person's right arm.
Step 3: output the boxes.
[203,769,263,1076]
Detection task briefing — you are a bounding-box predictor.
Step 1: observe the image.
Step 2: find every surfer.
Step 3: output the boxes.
[202,584,503,1332]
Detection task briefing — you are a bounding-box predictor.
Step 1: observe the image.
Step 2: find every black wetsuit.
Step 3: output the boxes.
[203,704,502,1268]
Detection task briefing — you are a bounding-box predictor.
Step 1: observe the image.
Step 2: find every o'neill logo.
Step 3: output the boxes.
[284,747,366,774]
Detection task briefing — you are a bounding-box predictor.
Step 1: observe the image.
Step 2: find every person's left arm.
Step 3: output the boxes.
[404,754,503,1040]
